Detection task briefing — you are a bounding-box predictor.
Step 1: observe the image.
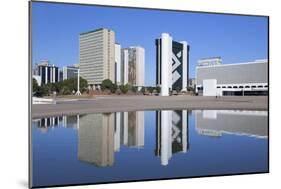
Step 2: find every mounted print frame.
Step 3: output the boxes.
[29,0,269,188]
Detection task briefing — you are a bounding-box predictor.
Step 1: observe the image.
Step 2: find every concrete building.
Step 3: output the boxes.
[156,33,189,96]
[195,110,268,138]
[121,47,145,88]
[196,58,268,96]
[115,43,122,85]
[79,28,115,89]
[63,65,79,80]
[33,60,60,84]
[155,110,189,166]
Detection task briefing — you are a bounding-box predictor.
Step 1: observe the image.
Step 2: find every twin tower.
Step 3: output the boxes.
[156,33,190,96]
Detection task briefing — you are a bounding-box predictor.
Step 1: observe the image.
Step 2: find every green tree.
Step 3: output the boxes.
[101,79,116,93]
[131,86,138,93]
[120,84,129,94]
[141,86,146,94]
[156,86,161,93]
[32,78,39,96]
[147,86,154,93]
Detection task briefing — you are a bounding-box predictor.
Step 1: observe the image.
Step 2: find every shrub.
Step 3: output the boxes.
[120,84,129,94]
[101,79,117,93]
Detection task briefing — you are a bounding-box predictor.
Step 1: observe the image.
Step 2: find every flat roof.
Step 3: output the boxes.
[199,57,222,61]
[197,59,268,69]
[80,28,112,35]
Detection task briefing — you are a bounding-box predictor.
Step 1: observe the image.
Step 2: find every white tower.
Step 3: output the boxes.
[160,33,173,96]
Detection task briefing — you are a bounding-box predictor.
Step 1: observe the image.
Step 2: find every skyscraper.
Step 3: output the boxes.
[115,43,121,85]
[121,47,145,88]
[79,28,115,89]
[156,33,189,96]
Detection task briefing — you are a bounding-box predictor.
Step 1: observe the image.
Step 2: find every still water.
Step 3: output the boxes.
[32,110,268,187]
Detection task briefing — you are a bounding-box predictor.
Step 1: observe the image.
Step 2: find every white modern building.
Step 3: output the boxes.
[79,28,115,89]
[196,58,268,96]
[121,47,145,88]
[155,110,188,166]
[115,43,122,85]
[156,33,189,96]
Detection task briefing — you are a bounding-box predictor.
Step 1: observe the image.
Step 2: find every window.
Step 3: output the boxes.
[251,85,256,88]
[222,86,226,88]
[245,86,250,88]
[239,86,243,88]
[227,86,232,88]
[217,86,221,88]
[233,86,238,88]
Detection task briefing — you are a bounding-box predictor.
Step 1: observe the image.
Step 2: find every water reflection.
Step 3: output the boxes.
[155,110,189,165]
[78,111,145,167]
[32,109,268,168]
[194,110,268,138]
[33,117,60,133]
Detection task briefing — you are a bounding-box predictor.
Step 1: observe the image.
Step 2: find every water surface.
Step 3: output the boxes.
[32,109,268,187]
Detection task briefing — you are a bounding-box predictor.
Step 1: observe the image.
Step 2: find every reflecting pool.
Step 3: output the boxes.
[32,110,268,187]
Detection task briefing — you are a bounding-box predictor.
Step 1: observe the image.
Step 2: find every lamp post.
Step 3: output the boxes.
[75,68,81,95]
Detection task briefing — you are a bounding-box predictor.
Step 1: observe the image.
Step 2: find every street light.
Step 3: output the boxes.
[75,68,81,95]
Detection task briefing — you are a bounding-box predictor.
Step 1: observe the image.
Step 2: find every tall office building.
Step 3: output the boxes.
[115,43,121,85]
[79,28,115,88]
[156,33,189,96]
[33,60,60,84]
[121,47,145,88]
[63,65,79,80]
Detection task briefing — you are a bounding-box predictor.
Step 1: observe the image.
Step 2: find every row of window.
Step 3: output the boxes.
[197,85,268,90]
[216,85,268,89]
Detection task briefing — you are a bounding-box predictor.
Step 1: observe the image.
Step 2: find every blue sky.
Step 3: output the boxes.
[32,2,268,86]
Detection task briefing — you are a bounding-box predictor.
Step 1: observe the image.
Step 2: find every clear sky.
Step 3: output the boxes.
[32,2,268,86]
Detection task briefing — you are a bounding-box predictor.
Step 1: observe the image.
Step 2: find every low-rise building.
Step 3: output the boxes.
[33,60,60,84]
[63,65,79,80]
[196,58,268,96]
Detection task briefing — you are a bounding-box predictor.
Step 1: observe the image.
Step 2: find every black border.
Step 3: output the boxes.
[28,0,270,188]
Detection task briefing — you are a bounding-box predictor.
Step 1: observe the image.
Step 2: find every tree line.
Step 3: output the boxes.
[32,77,88,97]
[32,78,196,97]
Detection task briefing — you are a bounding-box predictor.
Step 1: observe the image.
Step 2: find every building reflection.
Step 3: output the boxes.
[194,110,268,138]
[62,115,80,129]
[155,110,189,166]
[32,116,60,133]
[78,113,115,167]
[33,115,81,133]
[78,111,145,167]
